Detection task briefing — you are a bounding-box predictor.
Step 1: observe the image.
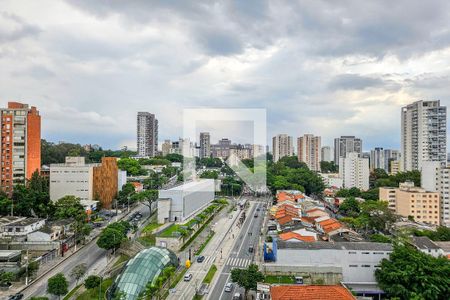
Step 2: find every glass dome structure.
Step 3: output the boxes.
[111,247,178,299]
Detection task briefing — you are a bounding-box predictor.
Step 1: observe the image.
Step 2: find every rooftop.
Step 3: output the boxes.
[277,241,393,251]
[411,236,440,250]
[5,218,44,227]
[270,285,355,300]
[279,232,315,242]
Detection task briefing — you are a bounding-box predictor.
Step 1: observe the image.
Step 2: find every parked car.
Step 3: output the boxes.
[197,255,205,263]
[184,273,193,281]
[233,292,242,300]
[224,282,233,292]
[8,294,24,300]
[254,213,258,218]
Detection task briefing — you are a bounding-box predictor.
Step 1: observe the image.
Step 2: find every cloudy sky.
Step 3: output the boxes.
[1,0,450,151]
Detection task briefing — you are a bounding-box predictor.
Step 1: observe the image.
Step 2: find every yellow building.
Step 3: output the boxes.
[379,181,440,225]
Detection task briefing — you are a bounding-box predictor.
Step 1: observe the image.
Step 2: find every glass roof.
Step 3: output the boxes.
[114,247,178,300]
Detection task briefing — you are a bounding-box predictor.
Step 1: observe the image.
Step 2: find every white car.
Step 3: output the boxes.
[184,273,193,281]
[224,282,233,292]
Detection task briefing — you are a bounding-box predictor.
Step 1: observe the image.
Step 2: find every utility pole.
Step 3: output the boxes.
[25,249,29,286]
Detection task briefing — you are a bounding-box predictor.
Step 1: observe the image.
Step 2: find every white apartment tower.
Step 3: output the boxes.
[297,134,321,171]
[199,132,211,158]
[421,161,450,227]
[401,100,447,171]
[370,147,385,171]
[321,146,333,162]
[272,134,294,162]
[334,136,362,165]
[137,112,158,157]
[339,152,370,191]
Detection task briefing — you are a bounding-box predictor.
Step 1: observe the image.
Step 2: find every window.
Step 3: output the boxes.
[361,265,371,267]
[349,265,358,267]
[348,251,357,254]
[362,252,370,254]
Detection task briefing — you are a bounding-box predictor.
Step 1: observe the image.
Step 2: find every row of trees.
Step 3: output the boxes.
[97,221,132,250]
[339,199,397,234]
[41,139,136,165]
[267,156,325,195]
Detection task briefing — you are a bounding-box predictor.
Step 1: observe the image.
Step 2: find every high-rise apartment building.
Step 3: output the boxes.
[199,132,211,158]
[339,152,369,190]
[297,134,321,171]
[370,147,385,171]
[334,136,362,165]
[401,100,447,171]
[0,102,41,194]
[137,112,158,157]
[384,149,400,173]
[161,140,171,156]
[380,181,441,225]
[421,161,450,227]
[272,134,293,162]
[321,146,333,162]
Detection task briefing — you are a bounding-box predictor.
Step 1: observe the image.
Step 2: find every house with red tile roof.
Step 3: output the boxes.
[279,231,316,242]
[269,285,356,300]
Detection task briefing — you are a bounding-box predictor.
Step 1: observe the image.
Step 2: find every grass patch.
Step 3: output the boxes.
[264,275,295,284]
[63,284,81,300]
[113,254,130,268]
[195,231,215,256]
[142,222,163,234]
[193,295,203,300]
[138,235,156,246]
[202,264,217,284]
[170,267,188,289]
[76,278,113,300]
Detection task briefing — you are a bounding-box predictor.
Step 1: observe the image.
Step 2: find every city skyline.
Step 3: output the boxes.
[1,1,450,150]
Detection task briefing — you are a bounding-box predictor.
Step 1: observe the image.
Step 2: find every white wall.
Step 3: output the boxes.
[276,247,390,283]
[50,164,93,201]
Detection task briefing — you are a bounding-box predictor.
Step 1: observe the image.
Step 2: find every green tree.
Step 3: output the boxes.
[369,233,392,243]
[320,161,338,173]
[165,153,183,163]
[200,170,219,179]
[118,158,147,176]
[0,272,14,287]
[0,192,12,215]
[230,264,264,297]
[47,273,68,300]
[84,275,102,289]
[375,244,450,299]
[138,189,158,216]
[339,197,360,217]
[70,263,87,285]
[30,297,49,300]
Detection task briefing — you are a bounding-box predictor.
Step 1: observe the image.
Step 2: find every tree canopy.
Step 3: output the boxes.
[375,244,450,300]
[230,264,264,297]
[320,161,338,173]
[118,158,147,176]
[47,273,68,299]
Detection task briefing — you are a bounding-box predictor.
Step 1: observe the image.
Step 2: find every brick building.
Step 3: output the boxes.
[0,102,41,194]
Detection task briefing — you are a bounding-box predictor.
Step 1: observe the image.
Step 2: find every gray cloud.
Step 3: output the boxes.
[0,0,450,150]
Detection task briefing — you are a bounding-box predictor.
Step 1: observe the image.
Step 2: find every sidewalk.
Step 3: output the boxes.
[0,204,140,299]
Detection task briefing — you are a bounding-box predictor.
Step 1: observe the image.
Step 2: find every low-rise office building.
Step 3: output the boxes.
[157,179,215,223]
[263,241,392,296]
[380,181,440,225]
[50,156,124,208]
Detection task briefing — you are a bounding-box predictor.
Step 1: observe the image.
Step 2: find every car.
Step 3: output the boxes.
[233,292,242,300]
[254,214,258,218]
[248,246,254,253]
[256,208,260,211]
[224,282,233,292]
[184,273,193,281]
[197,255,205,263]
[8,294,24,300]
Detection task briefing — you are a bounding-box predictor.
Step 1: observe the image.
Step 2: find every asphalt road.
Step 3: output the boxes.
[208,199,265,300]
[18,203,151,300]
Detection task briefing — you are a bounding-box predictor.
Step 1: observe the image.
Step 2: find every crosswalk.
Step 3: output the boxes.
[226,257,252,268]
[203,255,216,264]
